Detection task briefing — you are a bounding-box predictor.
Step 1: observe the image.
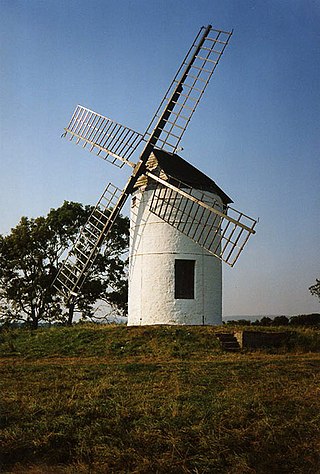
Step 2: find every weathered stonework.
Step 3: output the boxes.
[234,331,291,349]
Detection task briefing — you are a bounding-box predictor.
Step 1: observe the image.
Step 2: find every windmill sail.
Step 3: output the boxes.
[55,24,237,302]
[63,105,143,168]
[144,26,232,153]
[147,172,256,267]
[54,183,125,297]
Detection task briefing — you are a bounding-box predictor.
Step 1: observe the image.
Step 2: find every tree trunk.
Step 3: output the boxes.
[67,302,75,326]
[32,319,39,329]
[30,307,38,329]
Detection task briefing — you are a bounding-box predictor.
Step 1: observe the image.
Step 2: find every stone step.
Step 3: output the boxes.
[216,334,236,341]
[215,332,241,352]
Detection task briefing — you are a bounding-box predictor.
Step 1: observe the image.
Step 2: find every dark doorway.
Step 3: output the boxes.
[174,259,195,299]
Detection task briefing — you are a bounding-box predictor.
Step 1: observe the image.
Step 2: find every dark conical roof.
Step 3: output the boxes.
[151,149,233,205]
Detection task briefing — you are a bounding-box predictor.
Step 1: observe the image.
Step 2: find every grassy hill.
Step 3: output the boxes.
[1,324,320,473]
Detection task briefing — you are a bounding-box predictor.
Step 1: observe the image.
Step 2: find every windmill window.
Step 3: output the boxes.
[175,259,195,299]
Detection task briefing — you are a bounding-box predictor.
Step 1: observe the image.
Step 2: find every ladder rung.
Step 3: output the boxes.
[92,216,108,227]
[182,82,203,93]
[211,28,232,35]
[189,64,212,74]
[179,92,198,103]
[155,137,179,150]
[74,246,93,259]
[169,110,189,121]
[157,127,181,141]
[195,55,217,64]
[87,222,104,234]
[90,214,106,225]
[161,117,186,129]
[55,280,70,293]
[99,195,116,205]
[206,37,228,45]
[74,255,87,266]
[186,73,207,84]
[65,263,81,278]
[200,46,222,55]
[58,270,76,286]
[55,276,74,292]
[77,235,96,247]
[75,244,96,259]
[78,238,96,249]
[101,194,117,205]
[84,227,98,239]
[166,98,194,111]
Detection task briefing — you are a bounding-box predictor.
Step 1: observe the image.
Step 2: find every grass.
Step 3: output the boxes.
[1,325,320,473]
[0,325,222,359]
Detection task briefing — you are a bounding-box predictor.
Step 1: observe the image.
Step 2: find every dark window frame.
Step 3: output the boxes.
[174,259,195,299]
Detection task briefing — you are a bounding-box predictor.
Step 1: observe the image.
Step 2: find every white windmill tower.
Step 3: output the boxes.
[54,25,257,326]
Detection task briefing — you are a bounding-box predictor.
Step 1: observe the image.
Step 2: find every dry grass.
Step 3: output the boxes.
[1,325,320,473]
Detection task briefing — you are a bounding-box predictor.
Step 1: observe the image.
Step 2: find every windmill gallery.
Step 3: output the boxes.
[54,25,257,325]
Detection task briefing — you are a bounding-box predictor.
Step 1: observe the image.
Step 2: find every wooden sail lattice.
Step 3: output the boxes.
[54,183,123,297]
[144,27,232,153]
[63,105,143,168]
[147,172,256,267]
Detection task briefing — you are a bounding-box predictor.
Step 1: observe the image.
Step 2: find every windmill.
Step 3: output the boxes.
[54,24,257,325]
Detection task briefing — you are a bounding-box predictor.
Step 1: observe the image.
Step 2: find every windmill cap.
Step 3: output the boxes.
[150,149,233,205]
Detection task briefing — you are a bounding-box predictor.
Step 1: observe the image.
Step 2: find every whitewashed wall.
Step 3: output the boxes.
[128,187,223,326]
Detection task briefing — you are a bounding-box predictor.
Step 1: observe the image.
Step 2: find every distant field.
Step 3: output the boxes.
[1,325,320,473]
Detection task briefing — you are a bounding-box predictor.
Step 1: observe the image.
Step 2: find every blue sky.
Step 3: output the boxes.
[1,0,319,317]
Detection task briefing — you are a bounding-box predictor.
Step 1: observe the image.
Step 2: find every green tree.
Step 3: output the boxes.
[259,316,272,326]
[65,211,129,325]
[0,202,129,328]
[272,316,289,326]
[309,279,320,303]
[289,313,320,326]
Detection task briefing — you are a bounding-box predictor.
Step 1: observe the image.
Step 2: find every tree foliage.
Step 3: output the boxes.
[226,314,319,327]
[0,202,129,328]
[309,279,320,303]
